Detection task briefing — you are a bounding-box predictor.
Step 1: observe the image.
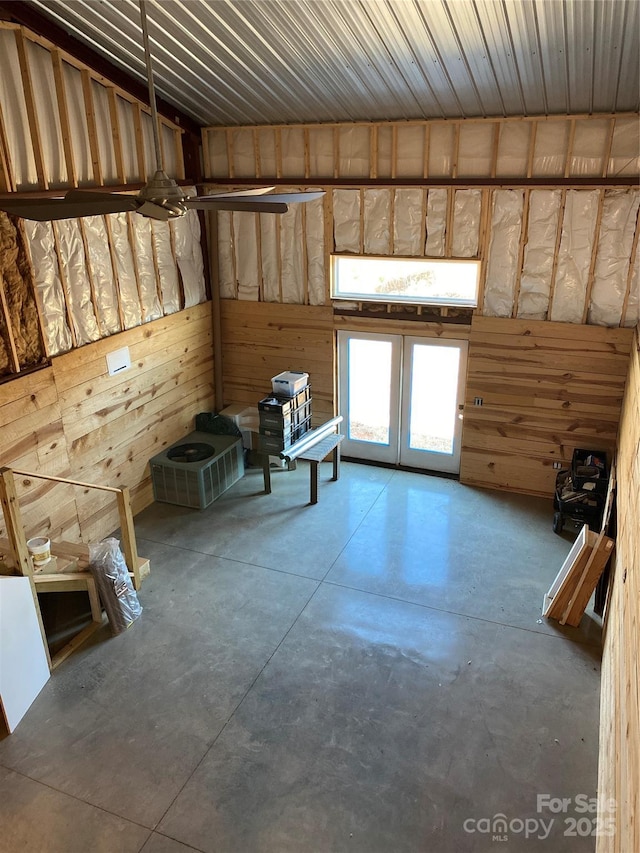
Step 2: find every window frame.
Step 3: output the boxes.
[330,254,481,309]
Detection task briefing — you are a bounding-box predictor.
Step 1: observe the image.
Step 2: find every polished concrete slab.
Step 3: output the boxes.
[0,463,602,852]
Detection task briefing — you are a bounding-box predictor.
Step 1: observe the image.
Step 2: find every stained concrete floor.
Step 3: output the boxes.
[0,462,602,853]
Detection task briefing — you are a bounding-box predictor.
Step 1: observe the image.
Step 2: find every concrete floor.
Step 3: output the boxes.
[0,462,602,853]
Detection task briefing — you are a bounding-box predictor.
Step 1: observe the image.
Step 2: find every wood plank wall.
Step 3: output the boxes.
[220,300,334,424]
[597,328,640,853]
[460,316,634,496]
[0,302,214,543]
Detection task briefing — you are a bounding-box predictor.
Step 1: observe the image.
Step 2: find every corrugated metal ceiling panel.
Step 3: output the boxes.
[29,0,640,126]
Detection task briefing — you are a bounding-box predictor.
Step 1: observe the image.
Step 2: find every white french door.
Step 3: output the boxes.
[337,331,468,474]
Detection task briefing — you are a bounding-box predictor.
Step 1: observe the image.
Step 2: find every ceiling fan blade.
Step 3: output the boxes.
[196,187,276,200]
[0,191,140,221]
[260,191,325,204]
[185,198,290,214]
[194,190,325,205]
[185,190,325,214]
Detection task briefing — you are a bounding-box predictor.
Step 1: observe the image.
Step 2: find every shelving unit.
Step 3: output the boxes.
[0,466,149,670]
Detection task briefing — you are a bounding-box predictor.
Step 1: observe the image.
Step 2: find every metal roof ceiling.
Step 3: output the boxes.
[30,0,640,127]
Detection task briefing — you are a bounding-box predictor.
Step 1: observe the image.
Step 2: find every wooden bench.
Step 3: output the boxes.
[261,415,344,504]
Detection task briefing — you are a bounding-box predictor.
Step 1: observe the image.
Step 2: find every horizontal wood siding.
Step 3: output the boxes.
[0,368,79,542]
[220,299,334,424]
[460,316,634,496]
[0,303,214,544]
[597,328,640,852]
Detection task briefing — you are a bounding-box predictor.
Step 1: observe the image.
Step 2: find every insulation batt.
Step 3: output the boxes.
[452,190,482,258]
[483,190,524,317]
[151,220,180,314]
[54,219,100,345]
[83,216,121,335]
[333,190,361,253]
[171,188,206,308]
[589,190,640,326]
[305,192,325,305]
[425,189,447,257]
[108,213,142,328]
[518,190,562,319]
[0,213,46,371]
[551,190,599,323]
[21,219,72,355]
[130,216,163,322]
[394,189,423,256]
[364,190,391,255]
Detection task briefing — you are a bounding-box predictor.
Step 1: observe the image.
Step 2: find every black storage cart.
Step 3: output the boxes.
[552,448,609,534]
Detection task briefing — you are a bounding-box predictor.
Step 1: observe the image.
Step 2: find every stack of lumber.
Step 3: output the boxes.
[543,526,614,627]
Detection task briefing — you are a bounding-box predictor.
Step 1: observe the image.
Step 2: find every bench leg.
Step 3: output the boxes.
[262,455,272,494]
[332,445,341,481]
[86,576,102,623]
[309,461,319,504]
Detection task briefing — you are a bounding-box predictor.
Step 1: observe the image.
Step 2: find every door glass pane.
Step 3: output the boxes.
[348,338,392,444]
[408,344,460,454]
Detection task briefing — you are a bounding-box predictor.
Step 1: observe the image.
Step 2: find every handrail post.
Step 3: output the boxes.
[116,486,140,589]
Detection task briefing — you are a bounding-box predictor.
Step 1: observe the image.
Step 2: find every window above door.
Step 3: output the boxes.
[331,255,480,308]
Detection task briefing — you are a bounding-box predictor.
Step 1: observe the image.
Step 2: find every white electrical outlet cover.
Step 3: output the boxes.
[106,346,131,376]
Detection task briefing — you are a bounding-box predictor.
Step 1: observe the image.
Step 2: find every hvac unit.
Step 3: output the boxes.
[150,431,244,509]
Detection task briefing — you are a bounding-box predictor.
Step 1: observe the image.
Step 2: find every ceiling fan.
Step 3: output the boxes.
[0,1,323,222]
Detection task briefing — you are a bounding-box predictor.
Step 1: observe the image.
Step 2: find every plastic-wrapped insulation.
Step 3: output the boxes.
[82,216,121,335]
[305,193,325,305]
[131,216,162,322]
[457,124,494,177]
[427,124,453,176]
[217,211,236,299]
[393,189,424,255]
[88,538,142,637]
[231,128,255,177]
[308,126,334,175]
[233,211,259,300]
[339,125,369,176]
[260,215,279,302]
[623,238,640,328]
[53,219,100,344]
[171,189,206,308]
[363,189,391,255]
[451,190,482,257]
[518,190,562,319]
[257,128,276,176]
[107,213,142,328]
[483,190,524,317]
[532,122,569,176]
[396,126,424,177]
[550,191,599,323]
[208,130,228,178]
[151,220,180,314]
[281,127,305,177]
[280,202,304,303]
[22,220,72,355]
[90,81,117,184]
[333,190,361,253]
[27,40,66,186]
[0,30,37,188]
[589,191,640,326]
[425,189,447,256]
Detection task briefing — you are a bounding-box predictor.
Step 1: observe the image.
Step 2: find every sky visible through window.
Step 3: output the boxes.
[332,256,479,306]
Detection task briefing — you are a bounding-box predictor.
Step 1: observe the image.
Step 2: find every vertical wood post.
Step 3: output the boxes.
[116,486,140,589]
